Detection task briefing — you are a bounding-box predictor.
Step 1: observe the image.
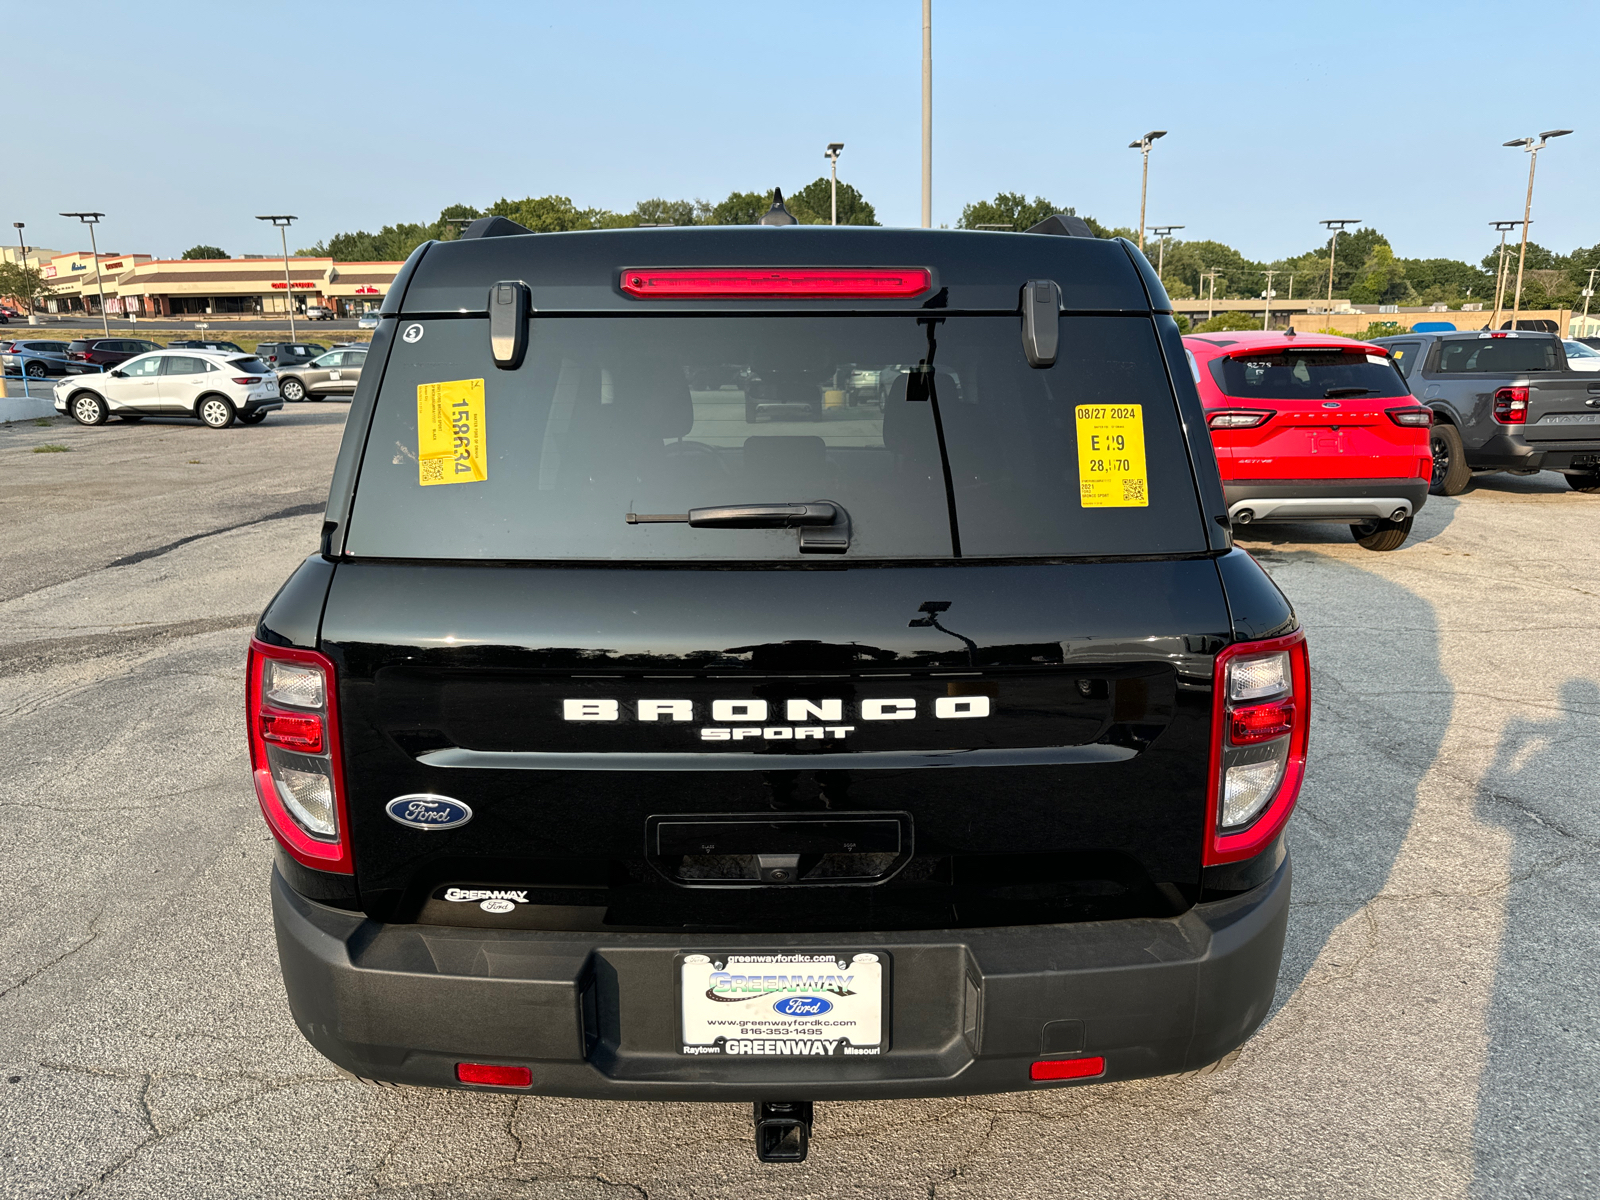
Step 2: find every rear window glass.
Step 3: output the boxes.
[67,341,92,351]
[1209,349,1408,400]
[345,315,1203,561]
[228,357,270,373]
[1436,338,1560,373]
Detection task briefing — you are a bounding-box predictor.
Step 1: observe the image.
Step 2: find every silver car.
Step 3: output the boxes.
[277,347,366,402]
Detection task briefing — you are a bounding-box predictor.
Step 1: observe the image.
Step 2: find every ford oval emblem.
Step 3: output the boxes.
[385,794,473,831]
[1322,401,1341,409]
[773,995,834,1017]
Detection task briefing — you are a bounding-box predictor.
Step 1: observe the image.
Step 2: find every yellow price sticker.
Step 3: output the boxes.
[417,378,487,487]
[1075,403,1149,508]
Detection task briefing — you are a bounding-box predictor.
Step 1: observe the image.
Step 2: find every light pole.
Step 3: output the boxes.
[921,0,932,229]
[257,215,298,340]
[1503,129,1571,331]
[1260,269,1278,331]
[12,222,35,325]
[1150,224,1183,282]
[824,143,844,226]
[1286,273,1294,303]
[1127,131,1167,251]
[59,212,110,336]
[1580,266,1599,336]
[1319,219,1361,314]
[1488,220,1524,331]
[1201,269,1220,320]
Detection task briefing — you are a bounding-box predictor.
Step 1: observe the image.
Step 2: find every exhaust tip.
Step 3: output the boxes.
[1234,509,1254,524]
[1390,506,1409,522]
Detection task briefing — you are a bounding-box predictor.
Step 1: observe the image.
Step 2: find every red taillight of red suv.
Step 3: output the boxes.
[1493,386,1529,424]
[1204,631,1310,865]
[246,640,352,873]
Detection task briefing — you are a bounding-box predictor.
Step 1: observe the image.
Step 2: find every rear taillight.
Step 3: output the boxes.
[620,267,932,299]
[1493,387,1528,424]
[232,376,261,384]
[1205,631,1310,865]
[246,640,350,873]
[1207,410,1273,430]
[1386,405,1433,427]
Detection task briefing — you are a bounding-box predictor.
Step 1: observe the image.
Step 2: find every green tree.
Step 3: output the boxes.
[181,244,226,260]
[488,194,607,233]
[958,192,1059,232]
[1351,321,1406,341]
[711,190,775,225]
[1194,310,1264,333]
[630,197,713,227]
[0,261,50,312]
[1159,239,1265,301]
[1347,244,1416,305]
[784,177,879,226]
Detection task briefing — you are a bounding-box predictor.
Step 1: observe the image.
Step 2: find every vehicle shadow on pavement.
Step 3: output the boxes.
[1471,678,1600,1196]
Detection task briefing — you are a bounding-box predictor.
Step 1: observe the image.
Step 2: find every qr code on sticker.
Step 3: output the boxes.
[419,458,445,483]
[1122,478,1146,502]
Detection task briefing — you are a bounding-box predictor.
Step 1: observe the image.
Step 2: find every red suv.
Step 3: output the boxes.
[1184,331,1434,551]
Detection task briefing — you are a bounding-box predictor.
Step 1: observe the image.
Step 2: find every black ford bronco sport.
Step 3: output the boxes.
[250,209,1307,1162]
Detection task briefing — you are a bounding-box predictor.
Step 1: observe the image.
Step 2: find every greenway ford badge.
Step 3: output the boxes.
[679,952,885,1057]
[385,794,472,831]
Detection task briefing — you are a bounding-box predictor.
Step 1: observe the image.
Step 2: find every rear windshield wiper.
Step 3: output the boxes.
[626,502,850,554]
[1324,387,1372,398]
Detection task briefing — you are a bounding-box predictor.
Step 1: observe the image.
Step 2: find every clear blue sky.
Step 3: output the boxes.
[9,1,1597,266]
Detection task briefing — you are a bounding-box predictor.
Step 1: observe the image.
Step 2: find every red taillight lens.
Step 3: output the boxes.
[456,1063,532,1087]
[1207,410,1273,430]
[1230,699,1295,744]
[1386,405,1433,427]
[619,267,932,299]
[246,640,351,874]
[259,709,324,753]
[1204,631,1310,866]
[1493,387,1528,424]
[1030,1057,1106,1081]
[232,376,261,385]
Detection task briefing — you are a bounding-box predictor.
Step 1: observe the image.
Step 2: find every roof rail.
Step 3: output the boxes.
[459,216,534,240]
[1026,213,1096,238]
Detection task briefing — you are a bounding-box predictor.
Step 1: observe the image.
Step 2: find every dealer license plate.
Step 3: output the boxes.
[679,951,886,1058]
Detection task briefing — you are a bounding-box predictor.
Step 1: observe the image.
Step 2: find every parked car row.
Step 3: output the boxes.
[1183,326,1600,553]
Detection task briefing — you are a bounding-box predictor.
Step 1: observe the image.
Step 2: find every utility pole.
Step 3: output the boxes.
[825,143,844,226]
[1503,129,1571,331]
[256,215,298,340]
[1201,270,1220,320]
[1581,266,1599,336]
[921,0,932,229]
[1260,269,1277,331]
[1320,219,1361,315]
[1150,224,1183,282]
[1127,131,1167,251]
[1489,220,1524,331]
[1287,273,1294,303]
[60,213,110,336]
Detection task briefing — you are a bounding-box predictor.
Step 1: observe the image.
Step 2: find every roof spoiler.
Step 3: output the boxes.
[1026,213,1096,238]
[459,215,533,240]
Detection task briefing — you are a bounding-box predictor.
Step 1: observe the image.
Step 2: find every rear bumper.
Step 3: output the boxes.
[271,851,1291,1101]
[1223,478,1428,524]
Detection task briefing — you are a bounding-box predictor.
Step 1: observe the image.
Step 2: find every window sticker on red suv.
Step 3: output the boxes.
[1076,404,1149,508]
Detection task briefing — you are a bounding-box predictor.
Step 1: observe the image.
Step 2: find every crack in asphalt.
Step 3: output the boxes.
[0,614,255,676]
[0,905,106,1002]
[105,501,324,568]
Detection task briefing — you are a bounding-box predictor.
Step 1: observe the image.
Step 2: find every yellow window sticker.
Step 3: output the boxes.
[1076,404,1149,508]
[417,379,487,486]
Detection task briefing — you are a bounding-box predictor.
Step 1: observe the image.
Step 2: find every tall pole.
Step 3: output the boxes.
[921,0,932,229]
[257,216,299,341]
[1581,266,1598,335]
[60,212,109,336]
[1320,219,1360,314]
[1151,224,1183,283]
[1489,220,1520,331]
[1504,131,1571,331]
[1261,269,1277,331]
[1127,132,1167,251]
[12,223,30,324]
[825,143,844,226]
[1287,273,1294,302]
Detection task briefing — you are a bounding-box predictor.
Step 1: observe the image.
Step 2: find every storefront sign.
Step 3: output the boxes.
[271,281,316,289]
[356,285,381,294]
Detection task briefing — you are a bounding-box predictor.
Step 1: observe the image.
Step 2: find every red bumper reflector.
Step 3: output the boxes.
[620,267,932,299]
[1030,1056,1106,1081]
[456,1062,532,1087]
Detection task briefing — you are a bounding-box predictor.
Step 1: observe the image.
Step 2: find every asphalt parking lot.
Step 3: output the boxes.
[1,404,1596,1199]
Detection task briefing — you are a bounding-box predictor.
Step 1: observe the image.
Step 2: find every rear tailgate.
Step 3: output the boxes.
[1522,376,1600,443]
[1224,399,1417,479]
[323,559,1229,932]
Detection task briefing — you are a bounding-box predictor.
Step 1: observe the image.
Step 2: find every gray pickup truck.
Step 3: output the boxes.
[1373,330,1600,495]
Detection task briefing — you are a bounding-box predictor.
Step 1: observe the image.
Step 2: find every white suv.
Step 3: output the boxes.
[54,349,283,429]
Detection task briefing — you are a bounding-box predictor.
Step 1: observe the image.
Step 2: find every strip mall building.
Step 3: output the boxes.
[41,254,402,319]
